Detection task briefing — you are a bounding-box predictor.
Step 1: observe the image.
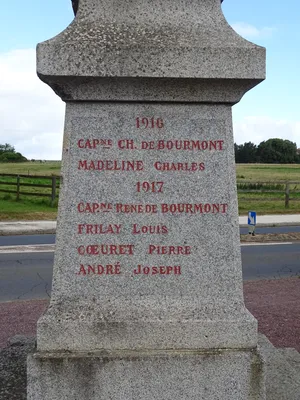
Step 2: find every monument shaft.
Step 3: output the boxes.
[28,1,266,398]
[37,102,257,352]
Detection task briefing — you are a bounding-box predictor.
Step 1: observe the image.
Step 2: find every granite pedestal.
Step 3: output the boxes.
[28,1,267,399]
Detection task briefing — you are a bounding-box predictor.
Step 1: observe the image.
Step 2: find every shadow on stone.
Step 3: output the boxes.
[0,336,35,400]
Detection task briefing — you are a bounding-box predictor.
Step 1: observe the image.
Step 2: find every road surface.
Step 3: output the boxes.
[0,241,299,302]
[1,225,300,247]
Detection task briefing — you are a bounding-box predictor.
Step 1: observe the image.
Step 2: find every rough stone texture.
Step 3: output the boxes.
[0,336,35,400]
[37,102,257,352]
[38,77,261,103]
[37,0,265,102]
[277,348,300,374]
[0,333,297,400]
[27,348,265,400]
[38,1,265,79]
[29,0,267,398]
[258,335,300,400]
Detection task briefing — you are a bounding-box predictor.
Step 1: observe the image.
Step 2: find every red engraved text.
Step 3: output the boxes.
[78,160,144,171]
[154,162,205,172]
[78,224,121,234]
[133,265,181,275]
[148,245,191,255]
[78,244,134,256]
[76,263,121,275]
[140,139,224,151]
[132,224,168,234]
[136,181,164,193]
[77,139,112,149]
[136,117,164,129]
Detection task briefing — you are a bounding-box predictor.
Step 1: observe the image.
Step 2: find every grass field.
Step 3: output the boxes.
[0,198,57,221]
[0,161,61,176]
[0,162,299,220]
[236,164,300,181]
[0,162,60,220]
[236,164,300,214]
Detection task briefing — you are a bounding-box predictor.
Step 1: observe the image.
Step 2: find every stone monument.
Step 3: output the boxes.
[28,1,267,398]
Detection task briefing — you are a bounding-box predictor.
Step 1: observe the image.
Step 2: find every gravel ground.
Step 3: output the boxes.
[241,232,300,242]
[0,277,299,351]
[244,277,300,352]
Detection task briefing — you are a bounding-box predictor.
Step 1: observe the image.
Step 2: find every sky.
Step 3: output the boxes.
[0,0,299,160]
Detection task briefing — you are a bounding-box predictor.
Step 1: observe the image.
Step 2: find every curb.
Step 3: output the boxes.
[240,222,300,228]
[1,220,300,236]
[0,229,56,237]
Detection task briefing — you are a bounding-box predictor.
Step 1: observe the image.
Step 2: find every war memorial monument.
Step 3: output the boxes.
[27,0,300,399]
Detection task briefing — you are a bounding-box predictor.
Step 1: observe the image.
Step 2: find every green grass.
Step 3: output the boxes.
[236,164,300,181]
[0,162,60,220]
[0,162,300,220]
[236,164,300,214]
[0,198,57,221]
[238,194,300,215]
[0,161,61,176]
[0,175,60,196]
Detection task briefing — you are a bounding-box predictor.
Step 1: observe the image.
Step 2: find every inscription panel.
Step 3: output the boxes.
[54,103,240,302]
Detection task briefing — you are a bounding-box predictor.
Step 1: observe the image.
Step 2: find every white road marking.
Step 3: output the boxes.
[241,242,294,247]
[0,242,296,254]
[0,244,55,254]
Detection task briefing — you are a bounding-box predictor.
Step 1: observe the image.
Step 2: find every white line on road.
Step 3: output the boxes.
[0,244,55,254]
[0,242,296,254]
[241,242,294,247]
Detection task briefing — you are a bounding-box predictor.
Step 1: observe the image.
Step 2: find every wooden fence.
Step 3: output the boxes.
[0,174,60,206]
[237,181,300,209]
[0,175,300,209]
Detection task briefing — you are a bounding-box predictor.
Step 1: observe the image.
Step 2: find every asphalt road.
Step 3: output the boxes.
[1,224,300,246]
[0,234,56,246]
[0,242,299,302]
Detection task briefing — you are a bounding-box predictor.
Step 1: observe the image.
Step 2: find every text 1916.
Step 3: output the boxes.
[136,117,164,129]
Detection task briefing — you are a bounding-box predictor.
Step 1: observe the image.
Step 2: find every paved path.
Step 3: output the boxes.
[1,214,300,235]
[0,221,56,235]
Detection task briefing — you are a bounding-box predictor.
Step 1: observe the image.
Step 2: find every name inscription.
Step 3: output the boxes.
[74,116,227,278]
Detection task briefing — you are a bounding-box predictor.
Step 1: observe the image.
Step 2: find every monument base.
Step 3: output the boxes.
[27,347,266,400]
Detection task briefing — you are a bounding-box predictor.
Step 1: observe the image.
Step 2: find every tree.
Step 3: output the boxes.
[234,142,258,163]
[0,143,15,154]
[0,152,27,163]
[257,139,299,164]
[0,143,27,163]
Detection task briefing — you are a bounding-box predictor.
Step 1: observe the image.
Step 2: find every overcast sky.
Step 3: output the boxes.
[0,1,299,160]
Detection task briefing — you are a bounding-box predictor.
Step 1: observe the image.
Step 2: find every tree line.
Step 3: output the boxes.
[1,138,299,164]
[0,143,27,162]
[234,139,300,164]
